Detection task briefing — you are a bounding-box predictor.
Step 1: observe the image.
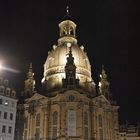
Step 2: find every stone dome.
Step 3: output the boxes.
[42,20,95,93]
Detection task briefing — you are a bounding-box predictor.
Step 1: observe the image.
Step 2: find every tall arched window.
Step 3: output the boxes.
[84,127,88,139]
[35,128,40,140]
[84,112,88,125]
[53,111,58,125]
[36,114,40,127]
[99,129,103,140]
[84,112,88,139]
[52,111,58,139]
[68,110,76,136]
[99,114,102,127]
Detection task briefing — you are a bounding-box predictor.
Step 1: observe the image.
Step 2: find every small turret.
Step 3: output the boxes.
[24,63,35,98]
[98,65,111,99]
[59,6,76,38]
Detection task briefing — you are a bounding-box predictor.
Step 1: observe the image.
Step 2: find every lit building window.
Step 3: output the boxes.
[4,112,7,119]
[36,114,40,126]
[8,126,12,134]
[2,125,6,133]
[67,110,76,136]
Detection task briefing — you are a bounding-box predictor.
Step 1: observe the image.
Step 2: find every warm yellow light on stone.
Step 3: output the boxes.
[99,82,101,87]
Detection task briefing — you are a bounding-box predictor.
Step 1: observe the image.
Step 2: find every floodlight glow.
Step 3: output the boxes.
[3,67,20,73]
[0,61,20,73]
[67,42,71,47]
[0,61,3,70]
[4,101,8,105]
[99,82,102,87]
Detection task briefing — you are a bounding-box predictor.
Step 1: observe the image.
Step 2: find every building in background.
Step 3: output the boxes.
[119,122,140,140]
[15,13,120,140]
[0,76,17,140]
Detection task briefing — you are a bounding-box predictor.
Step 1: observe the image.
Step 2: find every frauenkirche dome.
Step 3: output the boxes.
[42,19,95,93]
[17,8,119,140]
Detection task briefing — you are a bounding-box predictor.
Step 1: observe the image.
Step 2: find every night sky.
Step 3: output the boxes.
[0,0,139,123]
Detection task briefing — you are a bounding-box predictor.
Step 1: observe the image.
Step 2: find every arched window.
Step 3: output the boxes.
[52,111,58,139]
[0,86,4,95]
[84,112,88,125]
[11,90,16,98]
[53,111,58,125]
[69,95,75,102]
[4,79,8,86]
[99,129,103,140]
[99,114,102,127]
[84,127,88,139]
[84,112,88,139]
[36,114,40,127]
[35,128,40,140]
[6,88,10,96]
[67,110,76,136]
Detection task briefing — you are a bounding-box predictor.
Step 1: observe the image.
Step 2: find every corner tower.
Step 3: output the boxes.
[98,65,111,100]
[24,63,35,98]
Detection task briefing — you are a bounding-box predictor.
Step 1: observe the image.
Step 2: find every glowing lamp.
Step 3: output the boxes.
[4,101,8,105]
[66,42,71,48]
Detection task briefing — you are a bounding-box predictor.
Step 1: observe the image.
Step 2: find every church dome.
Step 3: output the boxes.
[42,20,95,93]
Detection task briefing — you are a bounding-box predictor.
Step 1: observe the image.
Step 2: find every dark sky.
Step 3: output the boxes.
[0,0,139,123]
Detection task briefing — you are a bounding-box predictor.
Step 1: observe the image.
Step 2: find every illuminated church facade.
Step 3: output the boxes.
[15,16,119,140]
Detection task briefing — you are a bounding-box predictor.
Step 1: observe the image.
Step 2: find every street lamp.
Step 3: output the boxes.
[0,60,19,73]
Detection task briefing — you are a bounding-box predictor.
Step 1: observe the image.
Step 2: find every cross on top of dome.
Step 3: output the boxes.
[66,6,70,17]
[58,5,76,38]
